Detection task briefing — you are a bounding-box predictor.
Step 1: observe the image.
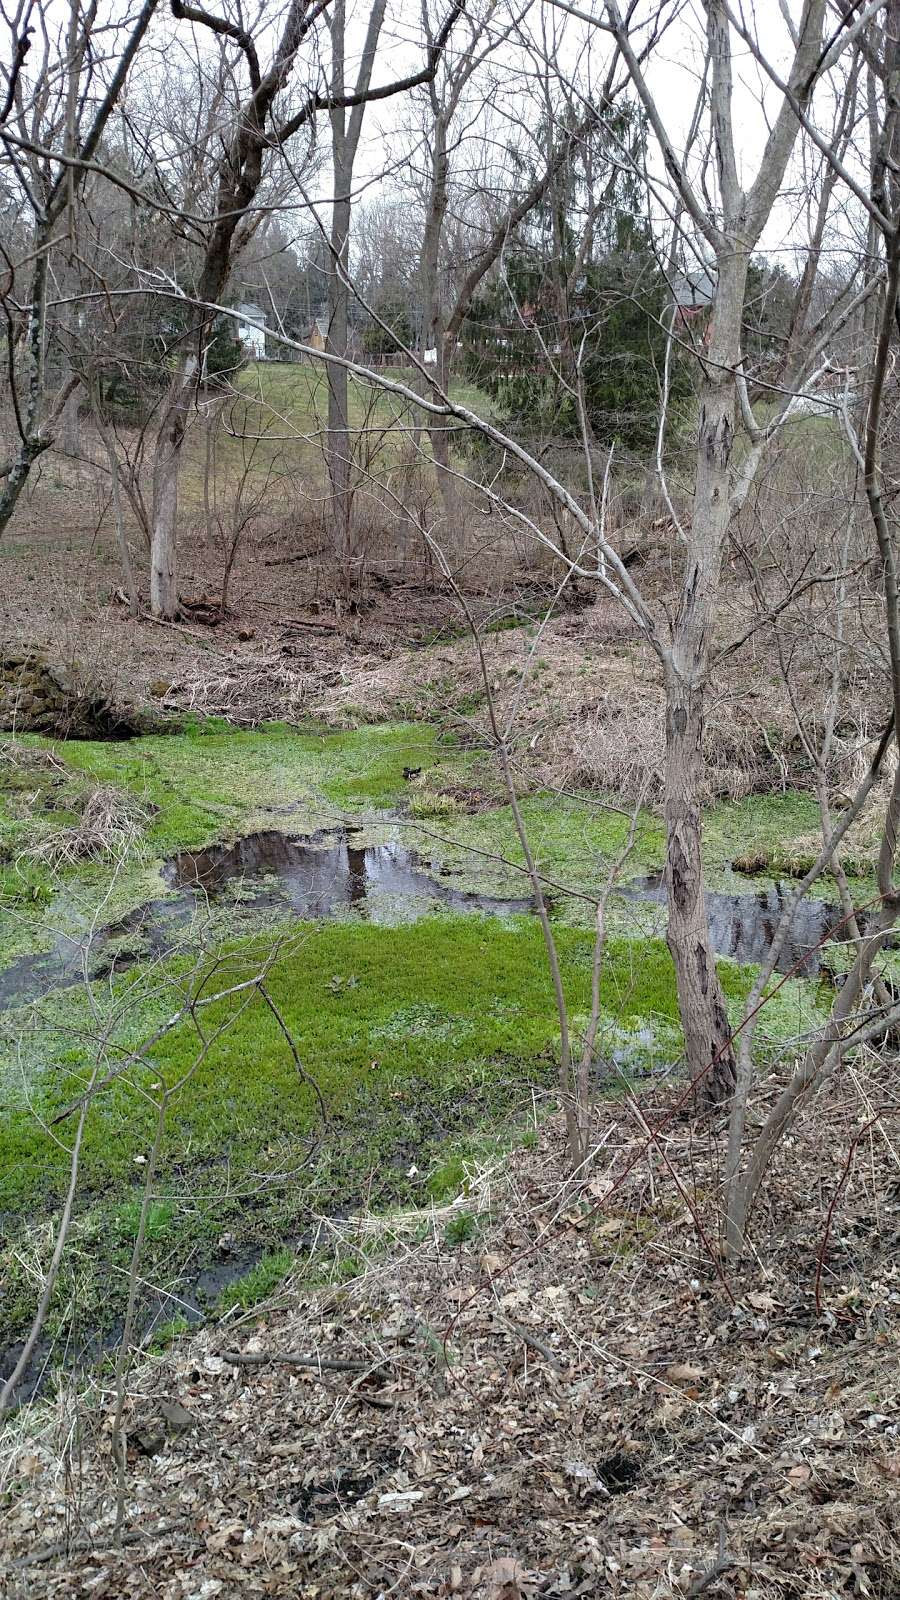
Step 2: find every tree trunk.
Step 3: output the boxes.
[417,109,459,542]
[91,378,139,614]
[327,182,354,600]
[429,335,460,538]
[664,673,736,1105]
[324,0,388,602]
[149,355,199,619]
[0,250,50,538]
[58,374,81,458]
[150,437,180,619]
[664,251,748,1108]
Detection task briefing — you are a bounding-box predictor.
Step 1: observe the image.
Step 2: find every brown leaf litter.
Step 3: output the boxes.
[1,1075,898,1599]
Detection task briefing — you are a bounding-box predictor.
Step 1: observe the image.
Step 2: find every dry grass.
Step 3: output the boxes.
[0,740,67,779]
[314,607,777,803]
[25,784,149,869]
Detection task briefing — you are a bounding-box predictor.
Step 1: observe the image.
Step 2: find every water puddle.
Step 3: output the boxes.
[166,828,532,922]
[624,872,863,977]
[0,827,533,1011]
[0,826,871,1014]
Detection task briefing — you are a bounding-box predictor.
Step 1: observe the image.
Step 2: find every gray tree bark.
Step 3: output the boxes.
[605,0,826,1104]
[325,0,388,600]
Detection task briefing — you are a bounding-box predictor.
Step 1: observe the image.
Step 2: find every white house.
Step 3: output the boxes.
[235,302,268,359]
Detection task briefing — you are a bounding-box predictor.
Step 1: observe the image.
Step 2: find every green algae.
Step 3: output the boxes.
[0,717,842,1379]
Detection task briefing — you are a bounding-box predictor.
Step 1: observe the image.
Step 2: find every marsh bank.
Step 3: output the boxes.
[0,717,848,1397]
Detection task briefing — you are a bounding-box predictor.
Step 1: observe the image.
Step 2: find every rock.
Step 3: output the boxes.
[159,1399,197,1435]
[0,650,145,738]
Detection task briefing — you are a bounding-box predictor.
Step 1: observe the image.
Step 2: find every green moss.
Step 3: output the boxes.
[53,722,453,847]
[217,1249,294,1312]
[444,1210,478,1247]
[0,723,470,967]
[0,916,687,1212]
[702,791,821,875]
[0,914,691,1347]
[415,791,665,914]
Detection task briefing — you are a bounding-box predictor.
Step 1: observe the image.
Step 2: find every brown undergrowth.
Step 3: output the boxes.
[2,1067,897,1599]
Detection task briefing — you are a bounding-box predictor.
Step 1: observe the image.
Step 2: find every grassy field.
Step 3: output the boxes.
[179,360,493,512]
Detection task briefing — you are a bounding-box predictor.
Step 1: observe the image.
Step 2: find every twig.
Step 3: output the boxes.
[257,981,328,1126]
[814,1103,899,1312]
[686,1525,736,1596]
[222,1349,378,1372]
[12,1520,184,1569]
[495,1314,563,1373]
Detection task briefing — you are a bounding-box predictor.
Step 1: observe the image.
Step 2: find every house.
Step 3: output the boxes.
[235,302,268,359]
[305,314,329,351]
[672,264,716,327]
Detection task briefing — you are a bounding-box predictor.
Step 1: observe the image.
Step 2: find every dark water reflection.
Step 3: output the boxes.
[166,828,534,922]
[623,871,864,977]
[0,829,533,1010]
[0,827,868,1012]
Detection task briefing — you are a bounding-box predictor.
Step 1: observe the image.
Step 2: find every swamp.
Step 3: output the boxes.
[2,0,899,1591]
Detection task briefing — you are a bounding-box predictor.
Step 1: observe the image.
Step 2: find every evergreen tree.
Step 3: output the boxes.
[462,108,690,452]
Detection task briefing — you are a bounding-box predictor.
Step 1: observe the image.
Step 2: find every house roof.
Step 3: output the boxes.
[235,302,267,325]
[672,265,716,308]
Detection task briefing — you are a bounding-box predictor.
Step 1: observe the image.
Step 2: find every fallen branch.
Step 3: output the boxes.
[13,1520,184,1569]
[281,615,346,633]
[496,1315,563,1373]
[222,1349,378,1372]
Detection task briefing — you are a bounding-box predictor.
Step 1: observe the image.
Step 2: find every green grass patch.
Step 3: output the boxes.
[178,361,494,512]
[414,790,665,913]
[0,722,474,965]
[0,912,690,1352]
[702,791,822,876]
[54,721,452,850]
[444,1210,478,1248]
[218,1249,294,1313]
[114,1198,175,1243]
[0,916,688,1218]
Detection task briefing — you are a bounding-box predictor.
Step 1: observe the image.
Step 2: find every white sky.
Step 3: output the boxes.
[3,0,871,276]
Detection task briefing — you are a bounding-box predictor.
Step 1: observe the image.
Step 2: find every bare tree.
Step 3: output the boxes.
[597,0,835,1102]
[145,0,325,619]
[0,0,160,533]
